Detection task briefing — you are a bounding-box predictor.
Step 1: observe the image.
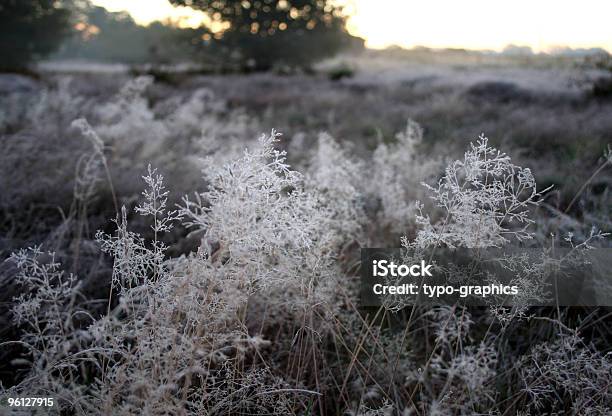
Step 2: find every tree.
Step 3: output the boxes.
[0,0,73,71]
[171,0,361,70]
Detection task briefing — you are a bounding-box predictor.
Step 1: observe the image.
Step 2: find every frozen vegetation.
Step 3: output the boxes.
[0,51,611,414]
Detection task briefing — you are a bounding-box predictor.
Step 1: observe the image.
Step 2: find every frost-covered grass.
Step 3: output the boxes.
[0,68,611,415]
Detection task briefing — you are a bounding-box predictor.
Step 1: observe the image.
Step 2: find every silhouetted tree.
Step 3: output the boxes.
[0,0,72,71]
[171,0,361,70]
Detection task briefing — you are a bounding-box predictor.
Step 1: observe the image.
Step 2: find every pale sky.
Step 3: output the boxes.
[92,0,612,53]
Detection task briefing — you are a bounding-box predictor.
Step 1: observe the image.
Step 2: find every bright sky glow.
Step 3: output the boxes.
[92,0,612,52]
[91,0,210,28]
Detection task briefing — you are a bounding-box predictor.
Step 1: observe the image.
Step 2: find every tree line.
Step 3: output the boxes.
[0,0,363,72]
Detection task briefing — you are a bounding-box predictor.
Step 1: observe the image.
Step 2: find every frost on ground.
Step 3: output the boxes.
[0,72,611,415]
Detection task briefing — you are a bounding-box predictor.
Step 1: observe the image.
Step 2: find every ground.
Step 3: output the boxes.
[1,48,611,414]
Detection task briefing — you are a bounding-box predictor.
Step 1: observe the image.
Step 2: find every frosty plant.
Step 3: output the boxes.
[371,120,439,230]
[94,76,170,162]
[71,118,118,212]
[183,129,325,292]
[405,136,605,312]
[382,136,555,310]
[5,248,86,407]
[307,132,364,246]
[413,135,552,249]
[96,164,181,296]
[2,110,611,414]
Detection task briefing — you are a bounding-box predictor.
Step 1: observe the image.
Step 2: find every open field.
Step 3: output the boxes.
[1,49,611,414]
